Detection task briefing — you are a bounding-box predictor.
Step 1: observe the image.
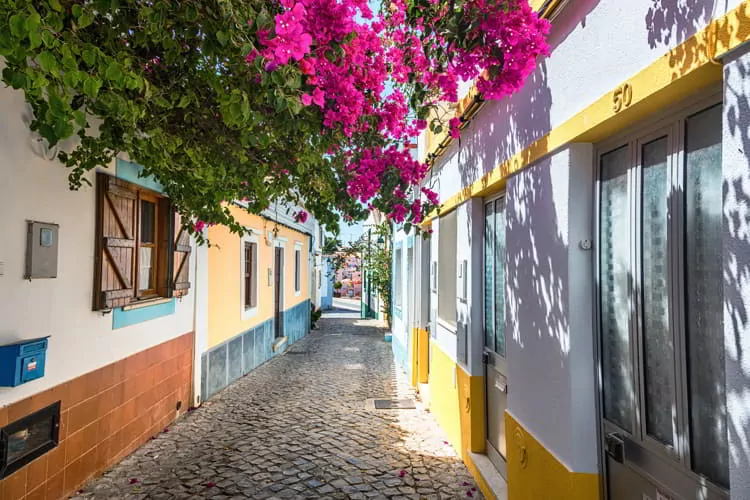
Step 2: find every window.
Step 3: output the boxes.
[93,173,191,310]
[484,197,506,357]
[137,193,158,296]
[394,247,403,310]
[294,247,301,294]
[437,209,457,327]
[242,240,258,312]
[597,104,727,488]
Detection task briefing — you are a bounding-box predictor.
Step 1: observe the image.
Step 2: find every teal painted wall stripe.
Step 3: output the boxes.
[113,299,176,329]
[116,158,163,193]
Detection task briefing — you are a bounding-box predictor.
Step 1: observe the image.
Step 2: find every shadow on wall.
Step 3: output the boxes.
[504,157,570,359]
[645,0,721,48]
[723,58,750,481]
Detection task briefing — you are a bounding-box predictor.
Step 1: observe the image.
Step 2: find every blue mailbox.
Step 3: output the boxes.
[0,337,49,387]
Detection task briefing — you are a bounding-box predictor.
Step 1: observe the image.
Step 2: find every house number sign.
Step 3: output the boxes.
[613,83,633,113]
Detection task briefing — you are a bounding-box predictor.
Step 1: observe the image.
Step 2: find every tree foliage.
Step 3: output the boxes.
[0,0,548,238]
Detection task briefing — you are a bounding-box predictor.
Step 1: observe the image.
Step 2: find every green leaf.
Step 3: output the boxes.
[10,14,26,38]
[24,11,41,34]
[216,31,229,46]
[2,68,26,89]
[73,110,87,127]
[28,30,42,49]
[63,70,80,87]
[82,48,96,66]
[71,5,83,18]
[83,76,102,97]
[105,62,124,86]
[78,13,94,29]
[49,0,63,12]
[38,51,59,73]
[177,95,191,108]
[41,30,55,47]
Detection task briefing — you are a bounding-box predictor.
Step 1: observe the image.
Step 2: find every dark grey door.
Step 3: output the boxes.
[484,196,507,477]
[597,104,729,500]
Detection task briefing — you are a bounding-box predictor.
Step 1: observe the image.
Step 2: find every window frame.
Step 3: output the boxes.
[437,209,458,330]
[241,232,260,320]
[135,190,160,298]
[394,245,403,312]
[483,194,507,358]
[294,242,302,296]
[594,92,728,495]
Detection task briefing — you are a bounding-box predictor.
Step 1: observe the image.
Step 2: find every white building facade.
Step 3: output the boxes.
[394,1,750,499]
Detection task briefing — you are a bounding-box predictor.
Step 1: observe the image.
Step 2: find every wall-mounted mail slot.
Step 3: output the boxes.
[0,337,49,387]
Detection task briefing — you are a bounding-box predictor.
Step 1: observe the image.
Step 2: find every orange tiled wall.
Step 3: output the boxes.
[0,331,194,500]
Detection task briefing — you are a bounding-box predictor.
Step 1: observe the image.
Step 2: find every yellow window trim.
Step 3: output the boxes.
[422,2,750,224]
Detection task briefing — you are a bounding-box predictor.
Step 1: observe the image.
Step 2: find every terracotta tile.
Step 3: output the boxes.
[97,409,123,442]
[58,411,69,442]
[26,455,48,491]
[112,360,127,385]
[97,363,116,392]
[66,372,99,408]
[0,406,8,426]
[65,421,99,465]
[96,387,115,417]
[108,381,125,407]
[45,441,66,479]
[31,385,67,415]
[63,448,97,495]
[8,395,35,423]
[119,398,138,427]
[44,472,63,500]
[2,466,28,500]
[67,395,99,436]
[25,484,45,500]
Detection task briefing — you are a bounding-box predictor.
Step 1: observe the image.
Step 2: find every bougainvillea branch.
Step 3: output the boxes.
[0,0,548,237]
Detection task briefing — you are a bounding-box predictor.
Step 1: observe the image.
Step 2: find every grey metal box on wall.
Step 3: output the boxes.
[25,221,59,279]
[456,321,468,365]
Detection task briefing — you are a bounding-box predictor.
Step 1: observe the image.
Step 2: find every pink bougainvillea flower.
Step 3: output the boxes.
[295,210,309,223]
[129,478,140,485]
[301,93,313,106]
[312,87,325,107]
[205,482,217,488]
[194,220,206,233]
[163,427,170,433]
[449,117,461,139]
[466,490,474,498]
[398,469,408,477]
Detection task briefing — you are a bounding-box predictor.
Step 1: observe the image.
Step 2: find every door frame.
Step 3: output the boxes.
[482,192,509,477]
[274,242,285,338]
[592,88,728,500]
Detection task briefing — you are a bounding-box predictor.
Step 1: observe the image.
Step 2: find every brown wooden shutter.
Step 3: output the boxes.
[171,210,192,297]
[93,173,137,310]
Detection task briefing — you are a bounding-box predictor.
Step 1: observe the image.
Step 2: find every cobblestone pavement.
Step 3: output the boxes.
[73,317,483,499]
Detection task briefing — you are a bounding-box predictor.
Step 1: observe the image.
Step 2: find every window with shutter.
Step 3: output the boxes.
[295,248,301,293]
[93,172,191,311]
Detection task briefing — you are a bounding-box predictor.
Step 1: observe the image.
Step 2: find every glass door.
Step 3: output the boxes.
[484,196,508,477]
[597,104,728,500]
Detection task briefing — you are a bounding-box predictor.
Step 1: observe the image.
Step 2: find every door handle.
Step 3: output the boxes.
[605,432,625,463]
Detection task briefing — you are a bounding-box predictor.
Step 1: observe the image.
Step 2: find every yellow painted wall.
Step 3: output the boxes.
[207,205,310,348]
[427,342,486,458]
[505,412,599,500]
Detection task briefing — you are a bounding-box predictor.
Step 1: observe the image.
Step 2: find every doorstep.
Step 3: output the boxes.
[272,336,288,353]
[468,452,508,500]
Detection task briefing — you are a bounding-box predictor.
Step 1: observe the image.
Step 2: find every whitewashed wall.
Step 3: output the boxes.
[0,84,196,407]
[430,0,739,195]
[504,144,597,474]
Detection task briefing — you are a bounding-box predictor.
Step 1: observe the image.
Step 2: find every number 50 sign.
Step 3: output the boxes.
[613,83,633,113]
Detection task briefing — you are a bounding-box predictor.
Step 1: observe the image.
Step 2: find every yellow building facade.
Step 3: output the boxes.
[201,204,312,400]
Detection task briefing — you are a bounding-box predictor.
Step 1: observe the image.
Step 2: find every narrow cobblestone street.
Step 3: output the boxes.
[73,314,482,499]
